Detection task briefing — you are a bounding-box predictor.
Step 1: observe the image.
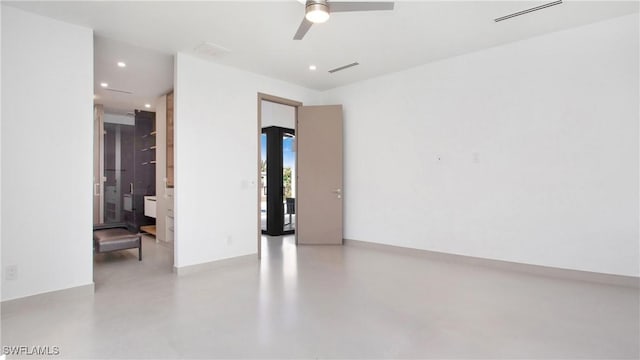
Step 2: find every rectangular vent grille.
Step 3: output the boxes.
[105,88,133,94]
[328,62,360,74]
[194,42,231,58]
[494,0,562,22]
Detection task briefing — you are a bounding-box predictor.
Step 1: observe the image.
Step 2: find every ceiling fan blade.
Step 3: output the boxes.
[293,18,313,40]
[329,1,394,13]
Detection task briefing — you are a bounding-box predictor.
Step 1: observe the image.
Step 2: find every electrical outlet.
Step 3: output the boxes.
[5,265,18,281]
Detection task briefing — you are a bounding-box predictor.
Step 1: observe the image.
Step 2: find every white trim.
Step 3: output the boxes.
[173,254,256,276]
[344,239,640,288]
[1,283,94,308]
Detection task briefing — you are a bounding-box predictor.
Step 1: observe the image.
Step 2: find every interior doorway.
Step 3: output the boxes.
[261,126,296,235]
[257,94,302,258]
[92,35,174,279]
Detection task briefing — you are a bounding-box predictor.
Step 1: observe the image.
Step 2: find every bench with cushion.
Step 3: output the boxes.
[93,223,142,261]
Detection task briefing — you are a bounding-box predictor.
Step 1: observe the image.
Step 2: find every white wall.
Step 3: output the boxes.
[0,3,4,305]
[174,54,321,268]
[1,6,94,300]
[261,100,295,129]
[324,14,639,277]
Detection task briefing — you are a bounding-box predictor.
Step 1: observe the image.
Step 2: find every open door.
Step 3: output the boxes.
[297,105,343,245]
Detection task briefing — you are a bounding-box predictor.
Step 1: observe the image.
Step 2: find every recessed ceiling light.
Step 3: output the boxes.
[309,65,317,71]
[144,104,151,108]
[100,82,108,88]
[117,61,126,68]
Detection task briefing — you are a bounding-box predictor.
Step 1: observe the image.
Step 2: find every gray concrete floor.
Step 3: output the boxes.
[2,235,638,359]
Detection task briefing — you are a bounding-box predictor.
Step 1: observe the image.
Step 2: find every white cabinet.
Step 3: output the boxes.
[144,196,156,218]
[166,188,174,242]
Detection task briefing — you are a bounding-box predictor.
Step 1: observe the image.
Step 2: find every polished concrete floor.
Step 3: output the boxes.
[261,210,296,232]
[2,235,639,359]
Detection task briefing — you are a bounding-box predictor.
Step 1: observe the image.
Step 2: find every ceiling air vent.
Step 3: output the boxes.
[494,0,562,22]
[105,88,133,94]
[193,42,231,59]
[328,62,360,74]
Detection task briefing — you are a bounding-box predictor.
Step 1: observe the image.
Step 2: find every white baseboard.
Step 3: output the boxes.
[1,283,95,312]
[173,254,257,276]
[344,239,639,288]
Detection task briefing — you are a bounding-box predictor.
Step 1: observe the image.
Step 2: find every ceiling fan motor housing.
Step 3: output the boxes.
[306,0,331,22]
[306,0,329,9]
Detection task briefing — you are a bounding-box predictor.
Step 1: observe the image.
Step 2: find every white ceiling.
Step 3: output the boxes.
[5,1,639,104]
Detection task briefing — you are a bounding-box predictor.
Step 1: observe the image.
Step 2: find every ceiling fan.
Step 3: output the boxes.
[294,0,395,40]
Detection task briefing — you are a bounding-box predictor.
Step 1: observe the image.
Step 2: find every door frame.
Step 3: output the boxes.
[93,104,105,224]
[257,93,302,259]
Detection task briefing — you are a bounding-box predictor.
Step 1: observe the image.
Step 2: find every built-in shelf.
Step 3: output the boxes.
[150,131,157,136]
[150,160,157,164]
[140,225,156,236]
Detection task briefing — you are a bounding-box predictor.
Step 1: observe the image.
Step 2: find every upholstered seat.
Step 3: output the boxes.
[93,224,142,261]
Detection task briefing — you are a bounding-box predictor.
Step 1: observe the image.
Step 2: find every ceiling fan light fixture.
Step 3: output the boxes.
[305,2,330,23]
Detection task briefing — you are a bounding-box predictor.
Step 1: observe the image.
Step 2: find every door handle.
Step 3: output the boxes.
[332,189,342,199]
